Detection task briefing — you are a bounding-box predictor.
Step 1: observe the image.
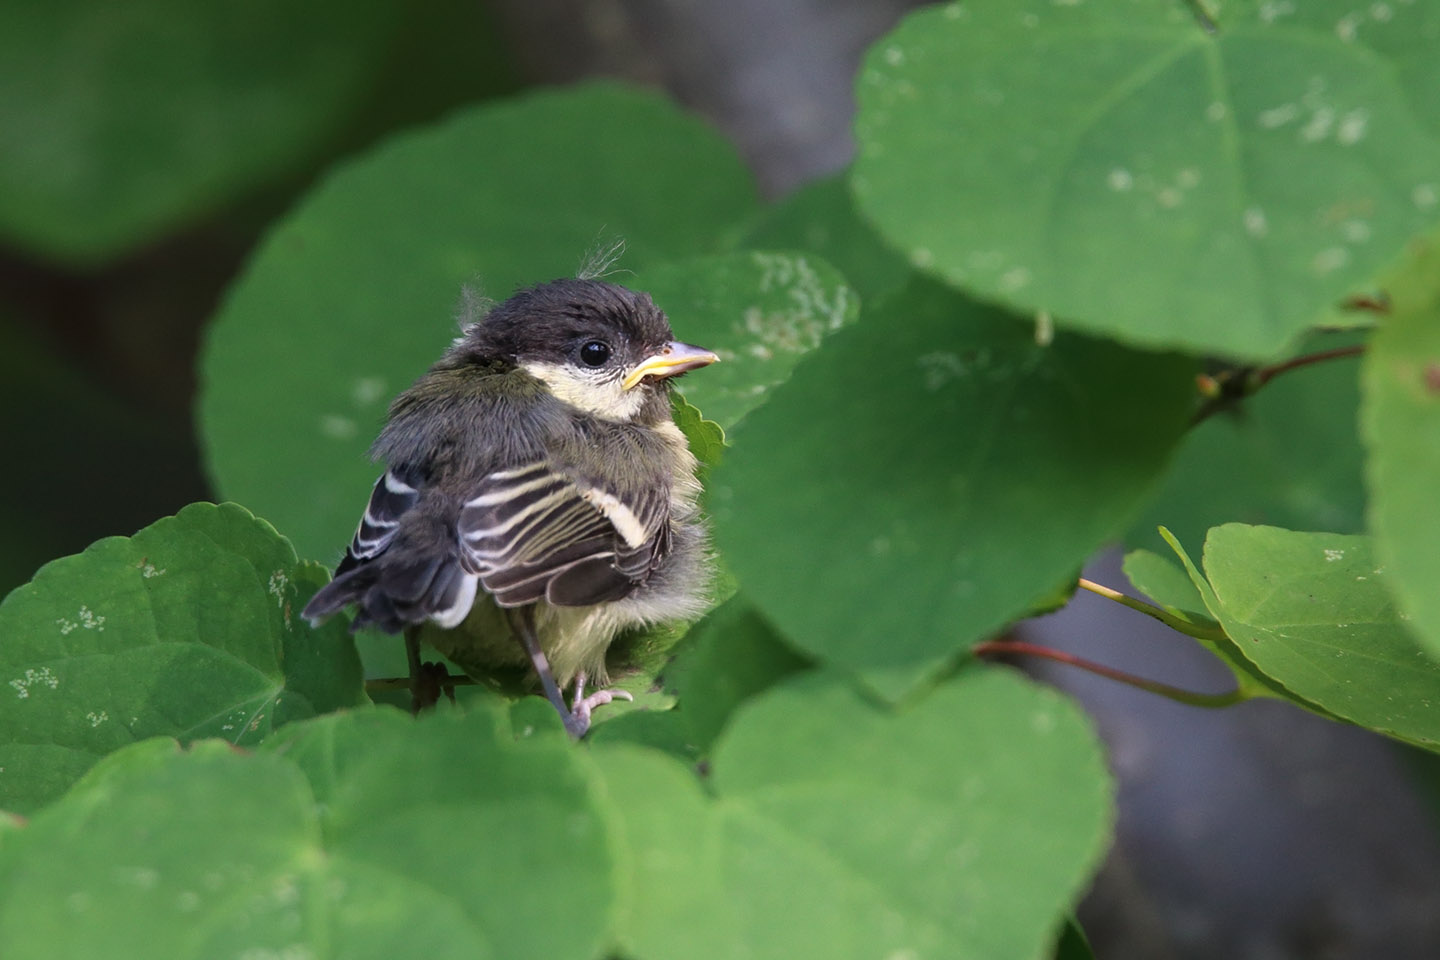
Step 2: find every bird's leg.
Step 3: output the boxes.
[568,672,634,733]
[404,627,445,715]
[506,606,587,738]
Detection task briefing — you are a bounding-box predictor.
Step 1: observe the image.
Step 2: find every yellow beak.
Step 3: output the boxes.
[622,341,720,390]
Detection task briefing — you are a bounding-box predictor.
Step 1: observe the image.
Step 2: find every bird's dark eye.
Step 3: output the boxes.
[579,340,611,367]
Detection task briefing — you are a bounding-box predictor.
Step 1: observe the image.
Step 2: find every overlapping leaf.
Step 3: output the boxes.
[0,707,613,960]
[714,279,1195,698]
[852,0,1440,358]
[0,502,364,813]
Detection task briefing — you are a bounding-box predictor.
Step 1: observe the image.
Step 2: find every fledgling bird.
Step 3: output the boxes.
[302,278,718,736]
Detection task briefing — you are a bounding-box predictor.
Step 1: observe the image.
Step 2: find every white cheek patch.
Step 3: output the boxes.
[521,361,646,422]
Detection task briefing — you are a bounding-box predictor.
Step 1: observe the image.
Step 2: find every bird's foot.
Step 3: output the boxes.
[564,673,634,738]
[410,660,454,715]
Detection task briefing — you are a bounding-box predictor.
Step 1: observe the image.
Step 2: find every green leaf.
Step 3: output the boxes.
[200,82,760,563]
[737,174,912,303]
[0,707,615,960]
[637,250,859,429]
[852,1,1440,359]
[0,0,405,265]
[1129,334,1367,551]
[0,502,365,814]
[1361,245,1440,657]
[1122,548,1215,626]
[1159,527,1307,701]
[589,596,809,759]
[671,393,726,474]
[1053,917,1096,960]
[713,279,1195,698]
[1197,524,1440,750]
[597,667,1113,960]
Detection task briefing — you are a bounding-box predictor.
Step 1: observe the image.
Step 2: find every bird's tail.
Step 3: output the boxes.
[302,555,479,634]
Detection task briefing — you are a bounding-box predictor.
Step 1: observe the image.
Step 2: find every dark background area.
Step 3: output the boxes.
[4,2,1438,957]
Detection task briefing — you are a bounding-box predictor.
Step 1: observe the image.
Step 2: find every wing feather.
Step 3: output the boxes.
[459,460,670,608]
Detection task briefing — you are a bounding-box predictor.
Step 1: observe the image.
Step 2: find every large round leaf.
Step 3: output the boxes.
[200,83,759,563]
[852,0,1440,359]
[713,279,1195,698]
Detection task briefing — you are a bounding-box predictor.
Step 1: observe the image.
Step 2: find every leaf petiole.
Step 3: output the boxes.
[975,639,1245,708]
[1076,577,1226,641]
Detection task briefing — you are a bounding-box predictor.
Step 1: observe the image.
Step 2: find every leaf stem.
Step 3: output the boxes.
[1191,343,1365,425]
[1076,577,1226,641]
[974,639,1245,708]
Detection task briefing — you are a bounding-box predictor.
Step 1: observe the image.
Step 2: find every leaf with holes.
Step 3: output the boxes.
[637,250,858,430]
[852,0,1440,359]
[0,502,365,814]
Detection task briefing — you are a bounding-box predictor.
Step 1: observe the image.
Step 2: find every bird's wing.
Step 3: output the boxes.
[334,466,422,574]
[457,461,669,608]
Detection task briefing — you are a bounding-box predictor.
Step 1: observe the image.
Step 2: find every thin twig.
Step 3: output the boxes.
[975,640,1245,708]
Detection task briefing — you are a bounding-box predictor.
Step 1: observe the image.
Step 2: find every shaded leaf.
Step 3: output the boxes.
[597,667,1113,960]
[852,1,1440,358]
[1361,241,1440,657]
[714,279,1195,699]
[200,82,759,562]
[1129,334,1367,551]
[0,502,365,814]
[589,596,809,759]
[0,0,404,264]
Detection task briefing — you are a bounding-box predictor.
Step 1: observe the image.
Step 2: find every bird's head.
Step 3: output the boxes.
[458,279,718,422]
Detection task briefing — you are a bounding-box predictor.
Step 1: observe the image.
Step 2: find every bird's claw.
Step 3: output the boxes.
[564,679,634,738]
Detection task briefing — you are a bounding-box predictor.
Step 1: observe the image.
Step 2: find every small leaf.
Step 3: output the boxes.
[714,279,1195,699]
[597,667,1113,960]
[852,1,1440,359]
[671,393,727,474]
[637,250,859,429]
[0,502,365,814]
[201,82,760,562]
[1198,524,1440,750]
[737,173,912,303]
[1122,548,1214,626]
[1361,242,1440,657]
